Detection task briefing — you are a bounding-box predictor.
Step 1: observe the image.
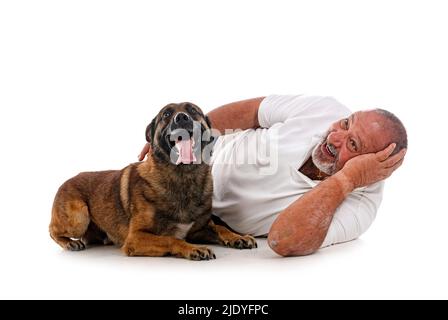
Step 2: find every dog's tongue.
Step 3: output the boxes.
[175,139,196,164]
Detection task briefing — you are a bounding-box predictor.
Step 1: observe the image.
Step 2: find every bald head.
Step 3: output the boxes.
[373,109,408,156]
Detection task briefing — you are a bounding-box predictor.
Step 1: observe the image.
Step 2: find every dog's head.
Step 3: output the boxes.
[145,102,216,166]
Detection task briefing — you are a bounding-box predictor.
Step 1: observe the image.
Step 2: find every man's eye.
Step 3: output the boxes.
[350,139,358,151]
[163,111,172,118]
[343,118,349,129]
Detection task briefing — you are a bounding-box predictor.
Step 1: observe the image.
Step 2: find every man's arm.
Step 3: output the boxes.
[268,144,406,257]
[138,97,265,160]
[206,97,265,134]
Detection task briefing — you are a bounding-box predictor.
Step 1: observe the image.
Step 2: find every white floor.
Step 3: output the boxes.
[2,219,448,300]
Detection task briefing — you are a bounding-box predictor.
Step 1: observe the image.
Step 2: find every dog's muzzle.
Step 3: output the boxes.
[166,112,197,164]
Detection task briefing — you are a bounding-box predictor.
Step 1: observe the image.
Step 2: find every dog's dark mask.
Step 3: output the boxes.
[145,102,216,166]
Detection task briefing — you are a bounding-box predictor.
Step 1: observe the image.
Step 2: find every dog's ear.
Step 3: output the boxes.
[145,117,157,145]
[203,115,216,145]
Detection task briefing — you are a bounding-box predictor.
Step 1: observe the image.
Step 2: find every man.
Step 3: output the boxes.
[138,95,407,257]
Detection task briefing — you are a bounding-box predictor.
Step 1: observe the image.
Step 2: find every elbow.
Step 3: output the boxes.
[267,232,320,257]
[270,244,319,257]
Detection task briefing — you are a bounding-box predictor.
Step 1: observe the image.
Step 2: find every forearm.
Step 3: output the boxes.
[268,171,355,256]
[206,97,265,134]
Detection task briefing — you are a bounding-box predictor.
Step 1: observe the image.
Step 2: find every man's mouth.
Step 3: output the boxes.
[322,142,337,158]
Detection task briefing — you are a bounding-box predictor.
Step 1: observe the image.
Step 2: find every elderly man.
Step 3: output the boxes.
[139,95,407,257]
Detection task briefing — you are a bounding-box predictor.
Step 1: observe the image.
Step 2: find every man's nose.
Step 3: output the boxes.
[174,112,191,125]
[327,131,346,148]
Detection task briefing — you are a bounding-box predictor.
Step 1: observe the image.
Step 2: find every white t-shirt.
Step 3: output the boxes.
[211,95,384,248]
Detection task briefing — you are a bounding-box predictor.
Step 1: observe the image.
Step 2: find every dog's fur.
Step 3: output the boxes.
[49,102,256,260]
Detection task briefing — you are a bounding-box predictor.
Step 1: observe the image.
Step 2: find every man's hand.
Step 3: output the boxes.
[138,143,151,161]
[338,143,407,189]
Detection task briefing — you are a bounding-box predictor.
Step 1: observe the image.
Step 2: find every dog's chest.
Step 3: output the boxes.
[173,222,194,239]
[163,185,207,219]
[152,189,209,237]
[146,171,212,238]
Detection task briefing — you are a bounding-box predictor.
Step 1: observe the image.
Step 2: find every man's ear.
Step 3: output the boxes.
[145,117,157,144]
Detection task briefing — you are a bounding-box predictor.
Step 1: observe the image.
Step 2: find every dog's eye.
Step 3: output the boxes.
[163,111,172,118]
[189,107,197,115]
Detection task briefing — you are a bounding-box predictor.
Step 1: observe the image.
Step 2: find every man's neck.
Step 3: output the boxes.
[299,156,330,181]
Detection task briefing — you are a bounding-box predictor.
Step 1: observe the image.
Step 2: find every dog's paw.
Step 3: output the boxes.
[224,235,257,250]
[186,246,216,261]
[66,239,86,251]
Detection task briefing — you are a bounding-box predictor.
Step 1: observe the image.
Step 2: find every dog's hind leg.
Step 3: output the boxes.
[49,198,90,251]
[81,222,113,246]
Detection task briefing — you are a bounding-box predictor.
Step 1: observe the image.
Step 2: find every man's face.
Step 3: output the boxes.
[311,110,392,175]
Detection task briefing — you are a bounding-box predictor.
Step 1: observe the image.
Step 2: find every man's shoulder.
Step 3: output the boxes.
[264,94,351,114]
[305,95,351,114]
[259,94,352,128]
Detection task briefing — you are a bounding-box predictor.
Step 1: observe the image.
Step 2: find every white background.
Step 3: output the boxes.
[1,0,447,299]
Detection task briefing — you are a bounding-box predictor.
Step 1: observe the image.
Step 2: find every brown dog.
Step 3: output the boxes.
[49,102,257,260]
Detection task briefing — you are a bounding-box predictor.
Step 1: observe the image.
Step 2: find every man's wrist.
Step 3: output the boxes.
[332,170,356,196]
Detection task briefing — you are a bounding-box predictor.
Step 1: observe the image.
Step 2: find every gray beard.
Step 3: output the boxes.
[311,143,335,175]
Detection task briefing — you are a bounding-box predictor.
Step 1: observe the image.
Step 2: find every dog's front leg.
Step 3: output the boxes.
[187,221,258,249]
[123,206,215,260]
[122,231,215,260]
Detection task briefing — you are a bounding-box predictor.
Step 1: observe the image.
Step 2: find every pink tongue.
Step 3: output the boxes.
[175,139,196,164]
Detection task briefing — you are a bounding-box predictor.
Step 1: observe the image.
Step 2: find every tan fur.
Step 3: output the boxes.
[119,166,131,211]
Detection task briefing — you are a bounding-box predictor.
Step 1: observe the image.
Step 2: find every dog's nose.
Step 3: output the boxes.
[174,112,191,124]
